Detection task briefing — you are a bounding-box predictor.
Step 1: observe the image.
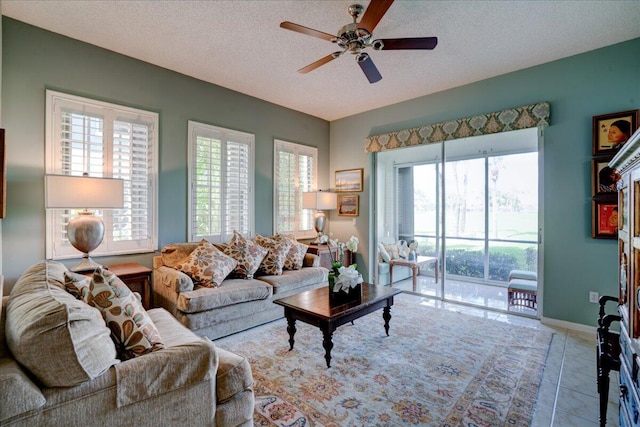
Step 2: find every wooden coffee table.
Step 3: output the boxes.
[273,283,402,368]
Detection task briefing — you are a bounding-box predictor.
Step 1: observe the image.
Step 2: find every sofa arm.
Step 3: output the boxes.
[114,338,218,408]
[304,253,320,267]
[154,265,194,293]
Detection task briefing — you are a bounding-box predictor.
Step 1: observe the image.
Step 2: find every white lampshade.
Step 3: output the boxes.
[45,175,124,209]
[302,191,337,211]
[44,174,125,272]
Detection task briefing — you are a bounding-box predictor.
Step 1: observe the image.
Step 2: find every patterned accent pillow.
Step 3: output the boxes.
[87,268,165,360]
[64,270,92,300]
[175,239,237,287]
[224,230,268,279]
[254,234,291,276]
[274,234,308,270]
[382,242,400,260]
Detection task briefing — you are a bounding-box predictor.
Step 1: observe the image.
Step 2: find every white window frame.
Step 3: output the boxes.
[273,139,318,239]
[187,120,255,243]
[45,90,158,260]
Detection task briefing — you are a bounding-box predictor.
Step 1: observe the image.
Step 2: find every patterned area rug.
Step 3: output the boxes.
[216,294,552,426]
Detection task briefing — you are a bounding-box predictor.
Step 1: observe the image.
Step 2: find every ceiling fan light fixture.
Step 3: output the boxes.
[372,39,384,50]
[356,52,369,63]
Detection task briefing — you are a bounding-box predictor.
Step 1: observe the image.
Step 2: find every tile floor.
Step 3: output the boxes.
[394,276,618,426]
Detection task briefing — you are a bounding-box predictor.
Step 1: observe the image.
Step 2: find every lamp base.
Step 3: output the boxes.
[70,256,103,273]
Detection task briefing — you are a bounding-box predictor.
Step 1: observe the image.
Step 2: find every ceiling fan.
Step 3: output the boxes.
[280,0,438,84]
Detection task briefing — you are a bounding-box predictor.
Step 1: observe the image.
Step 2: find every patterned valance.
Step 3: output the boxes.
[364,102,550,153]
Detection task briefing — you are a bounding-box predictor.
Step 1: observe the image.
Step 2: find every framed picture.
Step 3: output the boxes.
[592,109,639,155]
[592,156,618,196]
[337,194,359,216]
[592,198,618,239]
[335,168,363,192]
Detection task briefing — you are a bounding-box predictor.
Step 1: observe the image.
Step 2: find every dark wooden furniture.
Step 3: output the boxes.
[596,295,621,427]
[610,128,640,427]
[388,256,438,289]
[273,283,402,368]
[106,263,153,310]
[307,244,354,269]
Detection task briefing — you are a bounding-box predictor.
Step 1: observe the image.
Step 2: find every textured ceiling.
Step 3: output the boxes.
[3,0,640,121]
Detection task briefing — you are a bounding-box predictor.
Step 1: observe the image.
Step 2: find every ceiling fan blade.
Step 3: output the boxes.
[280,21,335,42]
[298,52,340,74]
[359,0,394,33]
[376,37,438,50]
[357,53,382,84]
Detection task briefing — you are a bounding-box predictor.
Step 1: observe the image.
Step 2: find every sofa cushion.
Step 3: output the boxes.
[257,266,328,294]
[175,239,237,288]
[87,268,165,360]
[224,230,268,279]
[254,234,290,276]
[216,347,253,403]
[6,261,118,387]
[0,358,46,421]
[177,278,272,313]
[274,234,308,270]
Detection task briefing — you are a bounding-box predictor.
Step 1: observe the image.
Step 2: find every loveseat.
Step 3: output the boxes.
[153,236,329,340]
[1,261,254,426]
[377,237,414,285]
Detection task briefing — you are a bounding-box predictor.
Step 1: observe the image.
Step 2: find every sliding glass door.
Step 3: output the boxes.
[375,128,540,315]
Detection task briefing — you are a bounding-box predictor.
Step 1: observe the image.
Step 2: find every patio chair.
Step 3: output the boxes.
[507,270,537,310]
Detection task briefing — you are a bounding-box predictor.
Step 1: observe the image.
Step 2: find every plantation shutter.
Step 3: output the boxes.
[274,140,317,239]
[188,121,254,243]
[45,90,158,260]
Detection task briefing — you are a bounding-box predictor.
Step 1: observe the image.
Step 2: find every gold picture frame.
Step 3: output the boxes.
[335,168,363,192]
[337,194,359,216]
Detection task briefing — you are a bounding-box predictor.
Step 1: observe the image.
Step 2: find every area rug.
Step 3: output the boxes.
[215,294,553,426]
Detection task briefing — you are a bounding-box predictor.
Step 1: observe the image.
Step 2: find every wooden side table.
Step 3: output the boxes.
[307,244,354,269]
[106,263,153,310]
[389,256,438,290]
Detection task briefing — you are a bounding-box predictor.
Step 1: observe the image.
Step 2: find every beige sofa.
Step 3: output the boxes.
[0,261,254,426]
[153,242,329,340]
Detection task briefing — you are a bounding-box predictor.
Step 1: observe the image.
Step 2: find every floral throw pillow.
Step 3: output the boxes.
[224,230,268,279]
[175,239,237,287]
[274,234,308,270]
[254,234,291,276]
[64,270,92,300]
[87,268,165,360]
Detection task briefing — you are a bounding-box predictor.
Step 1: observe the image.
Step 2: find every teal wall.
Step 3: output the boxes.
[329,37,640,326]
[1,17,330,293]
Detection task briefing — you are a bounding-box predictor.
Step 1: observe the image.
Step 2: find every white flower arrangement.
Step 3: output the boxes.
[333,265,363,292]
[346,236,359,252]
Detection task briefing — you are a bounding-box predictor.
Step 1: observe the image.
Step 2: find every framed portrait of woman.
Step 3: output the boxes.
[592,110,639,156]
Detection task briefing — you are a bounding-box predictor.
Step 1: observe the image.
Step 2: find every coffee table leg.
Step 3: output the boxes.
[383,305,392,336]
[286,317,296,351]
[322,329,334,368]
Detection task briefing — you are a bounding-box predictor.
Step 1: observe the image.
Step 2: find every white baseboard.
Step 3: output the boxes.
[541,316,596,335]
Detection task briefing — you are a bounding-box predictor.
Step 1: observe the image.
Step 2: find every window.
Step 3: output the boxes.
[188,121,254,242]
[274,139,317,239]
[45,90,158,259]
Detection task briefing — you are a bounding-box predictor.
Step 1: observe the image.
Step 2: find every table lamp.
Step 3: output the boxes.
[45,173,124,272]
[302,190,337,244]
